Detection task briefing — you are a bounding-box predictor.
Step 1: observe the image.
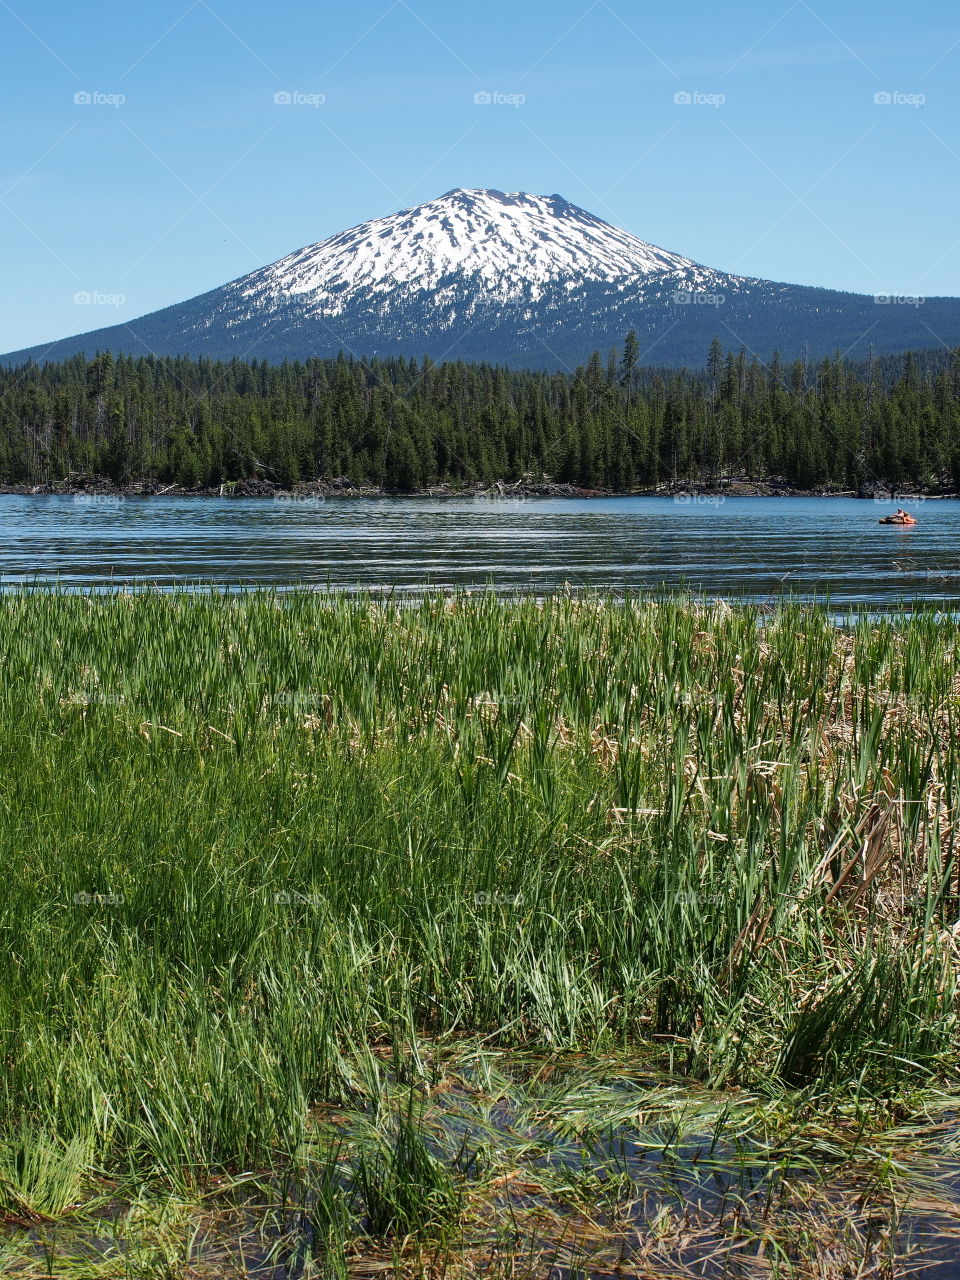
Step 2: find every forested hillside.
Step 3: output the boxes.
[1,336,958,492]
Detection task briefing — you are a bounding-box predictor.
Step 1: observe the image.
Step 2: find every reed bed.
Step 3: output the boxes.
[1,588,959,1276]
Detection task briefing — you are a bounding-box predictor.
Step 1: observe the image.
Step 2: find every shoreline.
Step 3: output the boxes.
[1,594,958,1276]
[3,476,955,501]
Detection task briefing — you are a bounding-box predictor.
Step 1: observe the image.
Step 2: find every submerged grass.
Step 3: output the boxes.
[1,588,960,1274]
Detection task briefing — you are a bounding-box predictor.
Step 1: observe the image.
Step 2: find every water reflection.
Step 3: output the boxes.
[0,494,959,603]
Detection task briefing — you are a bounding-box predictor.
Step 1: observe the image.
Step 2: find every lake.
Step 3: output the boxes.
[1,493,958,603]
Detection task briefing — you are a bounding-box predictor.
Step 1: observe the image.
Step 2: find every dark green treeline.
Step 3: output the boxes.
[2,335,959,490]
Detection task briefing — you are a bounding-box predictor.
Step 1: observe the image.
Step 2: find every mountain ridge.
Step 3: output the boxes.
[4,188,959,370]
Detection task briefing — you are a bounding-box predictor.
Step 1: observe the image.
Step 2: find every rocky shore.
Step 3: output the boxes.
[0,475,951,501]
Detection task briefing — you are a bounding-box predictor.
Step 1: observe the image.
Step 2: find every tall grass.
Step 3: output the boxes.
[0,588,957,1202]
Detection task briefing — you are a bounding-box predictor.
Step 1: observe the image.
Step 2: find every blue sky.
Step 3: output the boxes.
[1,0,959,352]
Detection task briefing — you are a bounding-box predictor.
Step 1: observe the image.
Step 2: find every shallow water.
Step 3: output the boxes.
[1,493,959,602]
[16,1125,960,1280]
[11,1078,960,1279]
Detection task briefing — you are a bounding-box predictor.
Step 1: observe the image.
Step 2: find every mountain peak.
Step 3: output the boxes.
[242,187,704,314]
[433,187,584,216]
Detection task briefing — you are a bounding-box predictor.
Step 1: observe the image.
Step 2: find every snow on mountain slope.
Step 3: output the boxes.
[6,187,960,370]
[232,188,726,314]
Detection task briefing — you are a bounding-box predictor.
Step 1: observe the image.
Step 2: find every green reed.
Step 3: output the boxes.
[0,588,957,1211]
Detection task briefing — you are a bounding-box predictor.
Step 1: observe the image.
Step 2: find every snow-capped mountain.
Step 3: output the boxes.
[5,188,960,369]
[239,188,720,308]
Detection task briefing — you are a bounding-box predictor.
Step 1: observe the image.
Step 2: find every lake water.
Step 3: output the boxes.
[1,493,958,603]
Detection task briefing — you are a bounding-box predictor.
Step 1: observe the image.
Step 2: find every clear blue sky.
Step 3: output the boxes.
[2,0,959,352]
